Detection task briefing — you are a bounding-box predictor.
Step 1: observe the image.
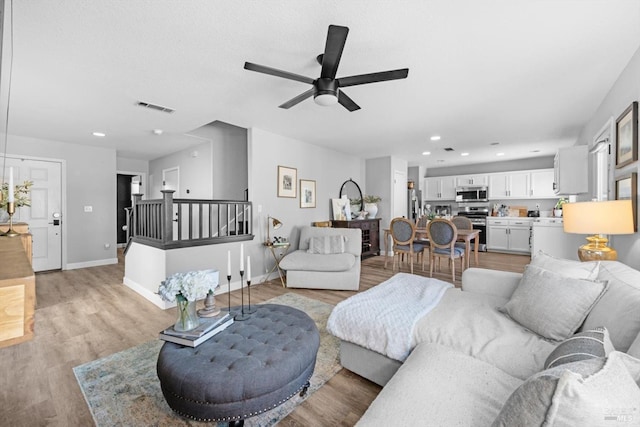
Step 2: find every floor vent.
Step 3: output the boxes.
[136,101,175,114]
[444,147,454,151]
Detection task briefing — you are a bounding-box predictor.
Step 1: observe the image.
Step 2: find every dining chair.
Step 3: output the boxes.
[390,217,427,274]
[451,216,473,251]
[427,218,465,282]
[414,215,431,264]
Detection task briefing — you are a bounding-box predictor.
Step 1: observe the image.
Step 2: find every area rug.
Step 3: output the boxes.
[73,293,340,426]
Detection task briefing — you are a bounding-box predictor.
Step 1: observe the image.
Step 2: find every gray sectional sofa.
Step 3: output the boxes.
[331,253,640,426]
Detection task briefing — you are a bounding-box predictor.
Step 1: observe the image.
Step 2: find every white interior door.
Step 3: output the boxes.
[162,167,180,238]
[393,170,407,218]
[3,157,62,271]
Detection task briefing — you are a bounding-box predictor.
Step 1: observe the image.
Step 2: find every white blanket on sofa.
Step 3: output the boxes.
[327,273,453,361]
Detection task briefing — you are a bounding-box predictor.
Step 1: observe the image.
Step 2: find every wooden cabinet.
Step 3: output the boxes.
[456,174,488,186]
[487,218,532,254]
[332,218,381,258]
[554,146,588,195]
[424,177,456,201]
[0,237,35,348]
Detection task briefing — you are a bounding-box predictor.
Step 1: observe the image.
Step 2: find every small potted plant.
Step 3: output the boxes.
[554,198,567,217]
[363,195,381,219]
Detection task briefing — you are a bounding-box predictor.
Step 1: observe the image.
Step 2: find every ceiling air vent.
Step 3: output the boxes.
[444,147,454,151]
[136,101,175,114]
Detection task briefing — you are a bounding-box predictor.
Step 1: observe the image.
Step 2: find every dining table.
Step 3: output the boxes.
[383,227,481,270]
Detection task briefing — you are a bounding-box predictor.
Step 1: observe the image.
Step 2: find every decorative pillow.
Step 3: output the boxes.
[307,235,346,254]
[492,352,640,427]
[582,265,640,352]
[529,250,600,280]
[544,327,615,370]
[500,265,608,341]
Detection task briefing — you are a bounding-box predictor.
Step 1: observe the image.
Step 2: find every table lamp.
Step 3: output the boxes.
[266,216,282,244]
[563,199,634,261]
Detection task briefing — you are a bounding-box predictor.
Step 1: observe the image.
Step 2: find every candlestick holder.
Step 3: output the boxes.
[197,290,221,317]
[246,279,257,314]
[223,274,232,312]
[234,270,250,321]
[4,202,19,237]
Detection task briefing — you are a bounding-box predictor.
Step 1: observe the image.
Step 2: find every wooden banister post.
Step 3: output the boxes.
[161,190,175,244]
[131,193,143,237]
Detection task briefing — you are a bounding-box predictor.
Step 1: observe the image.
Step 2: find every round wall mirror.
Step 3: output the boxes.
[339,179,363,213]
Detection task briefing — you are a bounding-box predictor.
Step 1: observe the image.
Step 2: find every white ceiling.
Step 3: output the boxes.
[4,1,640,168]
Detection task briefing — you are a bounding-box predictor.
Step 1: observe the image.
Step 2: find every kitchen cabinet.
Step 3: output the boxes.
[554,146,588,195]
[424,177,456,201]
[489,172,529,199]
[529,169,555,198]
[487,218,532,253]
[455,174,488,187]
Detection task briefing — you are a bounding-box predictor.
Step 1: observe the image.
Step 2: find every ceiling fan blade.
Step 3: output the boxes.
[338,68,409,88]
[320,25,349,80]
[244,62,314,85]
[338,90,360,112]
[278,88,315,109]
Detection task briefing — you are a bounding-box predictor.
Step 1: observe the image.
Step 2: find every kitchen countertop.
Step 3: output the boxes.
[487,216,535,221]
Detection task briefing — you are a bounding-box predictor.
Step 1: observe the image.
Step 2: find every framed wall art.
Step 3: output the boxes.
[299,179,316,208]
[331,198,351,221]
[615,101,638,169]
[277,165,297,198]
[616,172,637,231]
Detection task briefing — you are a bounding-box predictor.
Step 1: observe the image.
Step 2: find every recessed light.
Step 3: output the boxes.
[92,132,106,137]
[496,152,505,156]
[461,152,469,156]
[153,129,164,135]
[430,135,441,141]
[422,151,431,156]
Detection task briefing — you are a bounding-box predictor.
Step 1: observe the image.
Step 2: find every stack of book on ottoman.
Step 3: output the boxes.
[159,312,233,347]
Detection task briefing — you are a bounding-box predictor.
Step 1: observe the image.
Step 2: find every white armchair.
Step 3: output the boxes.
[279,226,362,290]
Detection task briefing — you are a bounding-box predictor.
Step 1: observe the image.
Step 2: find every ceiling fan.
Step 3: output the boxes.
[244,25,409,112]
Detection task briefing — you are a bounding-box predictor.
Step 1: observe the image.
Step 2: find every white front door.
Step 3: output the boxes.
[2,157,63,271]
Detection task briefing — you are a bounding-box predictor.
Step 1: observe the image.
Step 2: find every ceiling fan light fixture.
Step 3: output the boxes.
[314,93,338,106]
[314,78,339,106]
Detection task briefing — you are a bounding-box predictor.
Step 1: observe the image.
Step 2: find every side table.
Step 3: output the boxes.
[262,242,291,287]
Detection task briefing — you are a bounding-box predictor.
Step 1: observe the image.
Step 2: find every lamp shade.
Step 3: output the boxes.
[271,217,282,230]
[563,200,634,235]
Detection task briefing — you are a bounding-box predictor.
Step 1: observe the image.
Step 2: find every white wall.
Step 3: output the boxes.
[7,135,117,267]
[249,127,363,273]
[575,46,640,268]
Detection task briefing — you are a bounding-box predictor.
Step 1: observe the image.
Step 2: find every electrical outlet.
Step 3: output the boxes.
[535,203,540,210]
[84,206,93,212]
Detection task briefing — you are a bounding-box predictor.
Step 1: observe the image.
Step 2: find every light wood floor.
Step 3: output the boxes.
[0,249,530,427]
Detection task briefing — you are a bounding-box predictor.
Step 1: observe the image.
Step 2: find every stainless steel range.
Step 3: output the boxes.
[456,202,489,251]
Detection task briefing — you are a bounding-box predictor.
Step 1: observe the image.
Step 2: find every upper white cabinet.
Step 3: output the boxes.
[554,146,588,195]
[530,169,555,198]
[455,174,488,187]
[424,177,456,201]
[489,172,530,199]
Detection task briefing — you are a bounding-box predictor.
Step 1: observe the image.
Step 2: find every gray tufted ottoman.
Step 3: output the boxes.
[157,304,320,425]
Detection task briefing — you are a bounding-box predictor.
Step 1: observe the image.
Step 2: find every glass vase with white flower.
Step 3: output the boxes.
[158,270,219,332]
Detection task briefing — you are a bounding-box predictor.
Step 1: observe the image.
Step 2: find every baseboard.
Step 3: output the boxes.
[123,274,268,310]
[65,258,118,270]
[123,277,175,309]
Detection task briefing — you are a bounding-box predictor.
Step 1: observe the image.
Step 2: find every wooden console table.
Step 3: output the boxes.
[0,237,36,348]
[0,222,32,265]
[332,218,381,258]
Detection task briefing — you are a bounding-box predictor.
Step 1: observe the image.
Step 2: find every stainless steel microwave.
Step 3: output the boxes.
[455,186,488,202]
